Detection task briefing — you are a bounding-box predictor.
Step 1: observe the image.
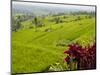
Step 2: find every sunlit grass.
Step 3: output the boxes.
[12,15,95,73]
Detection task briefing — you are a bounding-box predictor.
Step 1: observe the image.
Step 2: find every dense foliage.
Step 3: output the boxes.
[64,42,96,70]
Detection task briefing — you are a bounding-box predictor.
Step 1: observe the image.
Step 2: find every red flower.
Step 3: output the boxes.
[64,57,70,62]
[64,50,69,54]
[64,50,70,54]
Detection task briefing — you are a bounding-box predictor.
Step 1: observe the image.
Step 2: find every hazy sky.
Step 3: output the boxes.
[12,1,95,12]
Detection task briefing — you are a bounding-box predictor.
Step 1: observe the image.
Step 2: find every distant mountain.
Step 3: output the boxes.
[12,1,95,16]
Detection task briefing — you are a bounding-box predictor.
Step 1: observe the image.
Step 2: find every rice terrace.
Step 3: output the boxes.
[12,1,96,74]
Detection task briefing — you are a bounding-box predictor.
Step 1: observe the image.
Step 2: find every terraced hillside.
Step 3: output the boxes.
[12,14,95,73]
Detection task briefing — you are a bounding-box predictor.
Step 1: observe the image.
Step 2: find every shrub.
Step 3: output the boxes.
[29,26,33,29]
[44,28,52,32]
[64,42,96,70]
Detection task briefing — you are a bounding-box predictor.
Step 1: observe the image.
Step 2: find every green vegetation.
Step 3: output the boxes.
[12,14,95,73]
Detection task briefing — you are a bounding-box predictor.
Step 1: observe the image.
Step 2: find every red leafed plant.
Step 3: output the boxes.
[64,42,96,70]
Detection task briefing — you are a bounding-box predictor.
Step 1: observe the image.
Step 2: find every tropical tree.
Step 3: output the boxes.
[32,17,38,31]
[55,17,60,24]
[12,15,22,32]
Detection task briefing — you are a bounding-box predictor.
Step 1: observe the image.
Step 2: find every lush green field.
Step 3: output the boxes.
[12,15,95,73]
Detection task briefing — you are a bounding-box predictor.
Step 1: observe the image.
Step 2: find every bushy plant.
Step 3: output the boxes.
[64,42,96,70]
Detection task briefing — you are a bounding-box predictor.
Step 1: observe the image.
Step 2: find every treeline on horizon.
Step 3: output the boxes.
[12,11,95,32]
